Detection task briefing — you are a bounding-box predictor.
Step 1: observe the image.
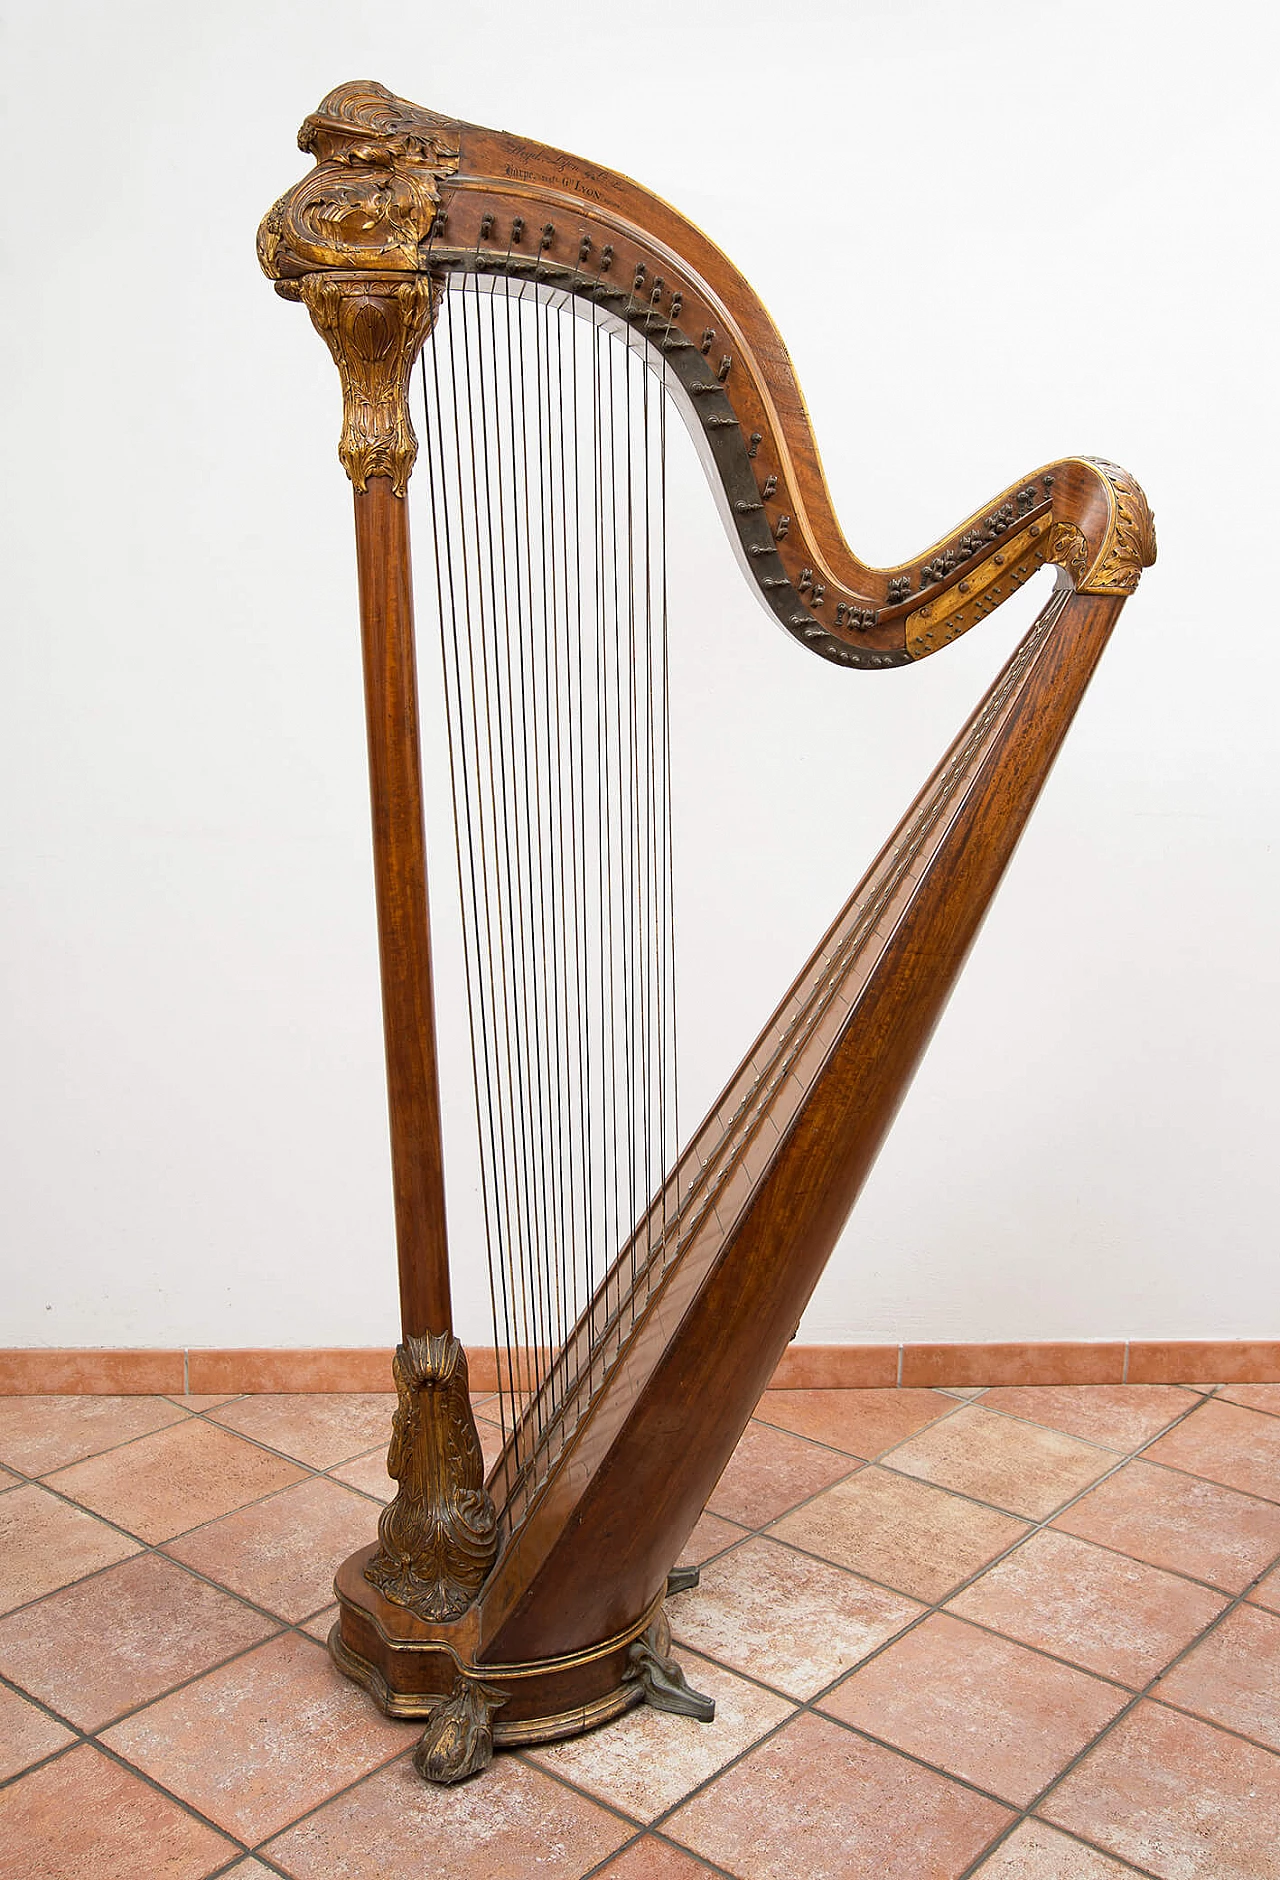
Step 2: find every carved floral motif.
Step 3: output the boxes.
[365,1333,498,1621]
[297,273,441,494]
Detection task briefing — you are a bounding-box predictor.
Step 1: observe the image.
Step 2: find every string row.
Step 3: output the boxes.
[414,269,679,1478]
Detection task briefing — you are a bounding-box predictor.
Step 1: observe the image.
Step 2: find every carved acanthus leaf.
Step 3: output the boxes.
[413,1672,509,1784]
[257,80,460,280]
[365,1333,498,1621]
[1077,458,1158,594]
[297,273,441,494]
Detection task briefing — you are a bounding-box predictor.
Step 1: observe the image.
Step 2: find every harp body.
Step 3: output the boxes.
[259,83,1154,1781]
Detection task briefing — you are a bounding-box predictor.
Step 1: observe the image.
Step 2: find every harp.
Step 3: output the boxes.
[259,81,1155,1785]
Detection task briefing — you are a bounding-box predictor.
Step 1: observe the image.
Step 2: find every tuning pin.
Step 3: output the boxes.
[748,432,762,459]
[511,217,525,244]
[540,223,555,249]
[776,515,791,540]
[717,355,732,382]
[762,474,778,498]
[578,233,592,262]
[670,292,683,317]
[700,328,715,354]
[600,244,614,271]
[480,213,495,239]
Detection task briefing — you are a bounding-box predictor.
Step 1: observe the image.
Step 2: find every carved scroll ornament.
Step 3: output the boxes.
[365,1334,498,1621]
[1047,459,1157,596]
[257,80,460,279]
[1048,522,1091,587]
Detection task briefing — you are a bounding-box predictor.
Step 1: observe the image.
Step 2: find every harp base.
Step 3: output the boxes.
[330,1543,668,1752]
[330,1621,647,1742]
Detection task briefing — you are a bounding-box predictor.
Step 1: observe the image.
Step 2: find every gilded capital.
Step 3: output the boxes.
[297,273,441,495]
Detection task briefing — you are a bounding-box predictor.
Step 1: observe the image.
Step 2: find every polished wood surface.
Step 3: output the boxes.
[352,479,451,1338]
[481,580,1119,1662]
[262,84,1154,671]
[259,81,1155,1774]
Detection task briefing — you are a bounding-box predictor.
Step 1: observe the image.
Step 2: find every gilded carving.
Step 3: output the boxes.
[414,1670,509,1784]
[257,80,460,280]
[365,1333,499,1621]
[1077,458,1158,594]
[905,521,1048,658]
[1049,523,1090,586]
[297,273,441,494]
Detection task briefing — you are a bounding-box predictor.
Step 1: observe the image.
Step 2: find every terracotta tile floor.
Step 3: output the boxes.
[2,1381,1279,1878]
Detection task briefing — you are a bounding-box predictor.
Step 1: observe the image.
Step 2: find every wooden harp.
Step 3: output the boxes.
[259,81,1154,1784]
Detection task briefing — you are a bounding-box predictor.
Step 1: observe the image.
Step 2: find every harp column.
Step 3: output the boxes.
[295,269,452,1340]
[287,270,500,1633]
[260,77,502,1677]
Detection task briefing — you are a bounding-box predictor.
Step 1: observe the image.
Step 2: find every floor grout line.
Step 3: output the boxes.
[663,1547,1280,1877]
[33,1730,256,1867]
[2,1385,1278,1880]
[662,1386,1280,1875]
[671,1499,1280,1744]
[951,1542,1280,1878]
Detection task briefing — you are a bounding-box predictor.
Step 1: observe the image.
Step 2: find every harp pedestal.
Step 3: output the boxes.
[330,1547,669,1766]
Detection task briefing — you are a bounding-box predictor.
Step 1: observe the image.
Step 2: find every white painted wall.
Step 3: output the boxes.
[4,0,1277,1350]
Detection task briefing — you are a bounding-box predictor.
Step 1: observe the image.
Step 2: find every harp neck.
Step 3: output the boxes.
[261,80,1154,671]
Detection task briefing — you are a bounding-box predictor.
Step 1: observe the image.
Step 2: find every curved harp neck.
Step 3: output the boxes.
[259,80,1155,670]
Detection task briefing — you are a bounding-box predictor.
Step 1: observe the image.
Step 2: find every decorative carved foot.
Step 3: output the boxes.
[413,1672,509,1785]
[365,1334,498,1621]
[627,1622,715,1723]
[666,1564,700,1596]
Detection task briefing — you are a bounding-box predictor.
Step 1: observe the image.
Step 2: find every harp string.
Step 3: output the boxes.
[498,582,1069,1527]
[415,275,678,1467]
[506,265,545,1404]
